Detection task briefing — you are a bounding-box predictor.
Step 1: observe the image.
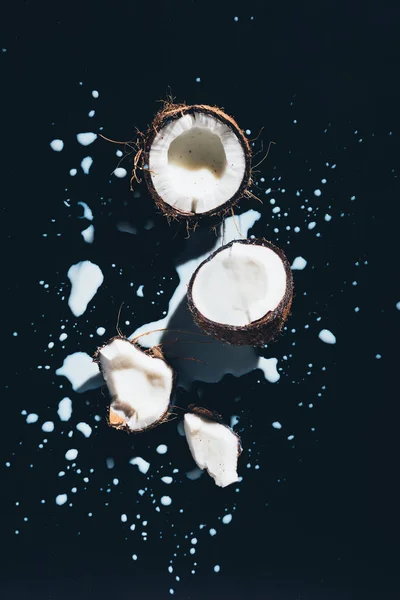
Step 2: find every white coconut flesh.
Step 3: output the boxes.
[184,412,240,488]
[98,338,173,431]
[192,242,287,327]
[149,112,246,214]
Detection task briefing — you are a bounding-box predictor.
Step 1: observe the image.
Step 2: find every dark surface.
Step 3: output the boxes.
[1,1,399,598]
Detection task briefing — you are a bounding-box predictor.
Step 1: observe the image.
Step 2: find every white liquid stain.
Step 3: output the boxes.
[129,457,150,474]
[65,449,78,461]
[291,256,307,270]
[50,139,64,152]
[76,422,92,438]
[81,156,93,174]
[67,260,104,317]
[257,357,280,383]
[114,168,127,178]
[81,224,95,243]
[77,202,93,221]
[77,132,97,146]
[26,413,39,424]
[55,494,68,506]
[318,329,337,344]
[56,353,101,392]
[57,397,72,421]
[42,421,55,433]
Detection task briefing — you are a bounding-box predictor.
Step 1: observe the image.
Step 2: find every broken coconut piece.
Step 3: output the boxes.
[187,238,294,346]
[184,408,241,488]
[94,337,175,432]
[141,103,252,224]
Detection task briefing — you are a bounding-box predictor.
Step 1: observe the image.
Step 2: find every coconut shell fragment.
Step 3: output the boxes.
[93,336,175,432]
[187,238,294,346]
[184,406,242,488]
[141,102,252,225]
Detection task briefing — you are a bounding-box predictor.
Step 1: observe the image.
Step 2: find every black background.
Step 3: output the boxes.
[1,1,399,598]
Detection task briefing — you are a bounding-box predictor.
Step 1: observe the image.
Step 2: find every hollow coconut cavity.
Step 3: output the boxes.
[142,103,252,224]
[187,238,294,346]
[93,337,175,432]
[184,407,242,488]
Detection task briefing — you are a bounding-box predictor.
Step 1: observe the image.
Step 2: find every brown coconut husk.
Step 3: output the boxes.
[93,335,176,433]
[138,102,253,229]
[187,238,294,346]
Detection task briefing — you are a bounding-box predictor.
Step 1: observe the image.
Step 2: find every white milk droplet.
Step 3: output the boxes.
[50,139,64,152]
[77,132,97,146]
[57,397,72,421]
[81,156,93,174]
[161,496,172,506]
[161,476,173,484]
[314,189,322,196]
[318,329,336,344]
[26,413,39,424]
[136,285,144,297]
[67,260,104,317]
[272,421,282,429]
[65,449,78,461]
[258,357,280,383]
[291,256,307,270]
[114,168,127,178]
[77,201,94,221]
[55,494,67,506]
[81,224,95,244]
[96,327,106,336]
[42,421,55,433]
[222,514,232,524]
[76,422,92,438]
[92,90,99,98]
[156,444,168,455]
[129,457,150,474]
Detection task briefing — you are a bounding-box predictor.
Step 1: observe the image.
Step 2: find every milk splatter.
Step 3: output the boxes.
[318,329,337,344]
[81,224,95,243]
[50,139,64,152]
[81,156,93,174]
[76,422,92,438]
[56,353,101,392]
[291,256,307,270]
[113,167,127,178]
[129,457,151,474]
[57,397,72,421]
[67,260,104,317]
[77,132,97,146]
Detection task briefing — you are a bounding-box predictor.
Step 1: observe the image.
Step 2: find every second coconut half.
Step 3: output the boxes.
[187,238,294,346]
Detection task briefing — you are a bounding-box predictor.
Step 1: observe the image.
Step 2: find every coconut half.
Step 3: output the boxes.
[187,238,294,346]
[142,103,252,223]
[94,337,175,432]
[184,408,241,488]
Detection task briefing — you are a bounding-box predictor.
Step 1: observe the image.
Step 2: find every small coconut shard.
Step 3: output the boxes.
[187,238,294,346]
[94,337,174,432]
[142,103,252,223]
[184,411,241,488]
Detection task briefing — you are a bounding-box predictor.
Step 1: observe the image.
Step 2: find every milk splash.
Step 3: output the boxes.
[131,210,280,389]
